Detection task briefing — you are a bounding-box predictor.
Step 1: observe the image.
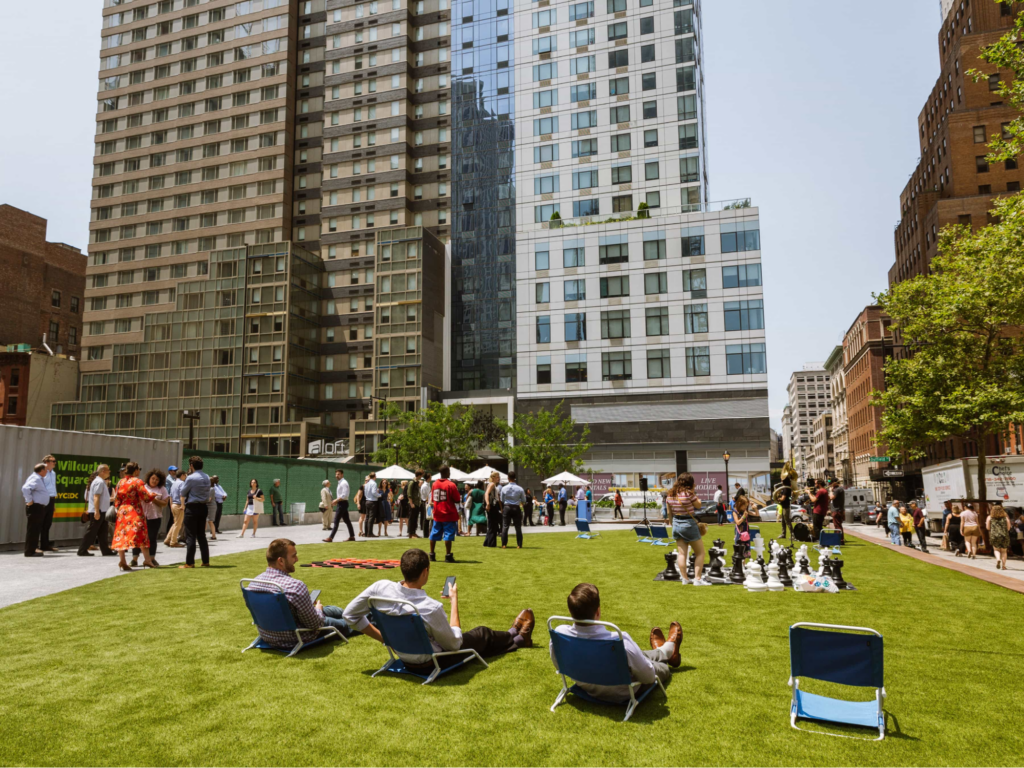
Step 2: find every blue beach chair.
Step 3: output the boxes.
[634,525,654,543]
[789,622,886,740]
[368,597,488,685]
[576,519,600,539]
[240,578,347,658]
[649,524,672,546]
[548,617,668,722]
[819,529,842,550]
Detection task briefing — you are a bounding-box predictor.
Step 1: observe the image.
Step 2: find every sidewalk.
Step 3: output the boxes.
[0,519,626,610]
[846,522,1024,594]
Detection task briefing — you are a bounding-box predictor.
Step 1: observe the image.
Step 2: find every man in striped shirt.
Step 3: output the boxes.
[247,539,357,650]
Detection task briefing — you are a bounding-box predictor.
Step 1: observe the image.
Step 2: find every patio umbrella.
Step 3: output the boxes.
[466,465,509,483]
[542,471,588,486]
[431,467,470,482]
[375,464,416,480]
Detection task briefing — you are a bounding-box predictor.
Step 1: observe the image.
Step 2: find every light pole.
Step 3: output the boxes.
[723,450,731,489]
[183,410,201,450]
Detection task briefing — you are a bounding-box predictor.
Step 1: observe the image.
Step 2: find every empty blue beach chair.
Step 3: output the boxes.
[819,529,842,549]
[368,597,488,685]
[548,616,667,722]
[240,578,347,658]
[649,524,671,546]
[789,622,886,740]
[576,519,600,539]
[634,525,654,543]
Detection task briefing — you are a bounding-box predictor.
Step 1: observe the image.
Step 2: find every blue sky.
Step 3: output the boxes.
[0,0,945,429]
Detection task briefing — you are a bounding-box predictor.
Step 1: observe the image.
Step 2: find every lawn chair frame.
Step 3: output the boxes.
[648,524,672,546]
[633,524,654,543]
[239,578,347,658]
[576,519,601,539]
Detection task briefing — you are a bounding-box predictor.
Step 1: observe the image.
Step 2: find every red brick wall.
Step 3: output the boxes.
[0,205,86,354]
[0,353,31,425]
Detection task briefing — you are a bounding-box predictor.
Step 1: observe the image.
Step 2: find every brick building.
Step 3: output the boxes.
[0,205,87,354]
[890,0,1020,286]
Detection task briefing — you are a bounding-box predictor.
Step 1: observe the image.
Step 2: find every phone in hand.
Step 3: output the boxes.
[442,575,456,598]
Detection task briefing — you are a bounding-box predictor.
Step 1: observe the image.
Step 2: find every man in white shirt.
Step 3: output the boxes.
[343,549,535,670]
[550,583,681,703]
[420,477,432,526]
[713,485,726,525]
[362,473,380,537]
[324,469,355,542]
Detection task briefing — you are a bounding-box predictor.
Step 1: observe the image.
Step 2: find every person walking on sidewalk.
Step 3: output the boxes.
[499,471,527,549]
[324,469,355,543]
[961,503,982,559]
[211,476,227,535]
[557,485,569,526]
[887,500,902,546]
[544,487,555,526]
[713,486,726,526]
[132,469,169,567]
[911,502,929,553]
[429,466,461,563]
[613,489,625,520]
[363,473,381,538]
[165,470,187,548]
[320,480,333,531]
[987,504,1011,570]
[78,464,114,557]
[898,504,916,548]
[524,488,536,526]
[270,479,285,527]
[238,479,264,538]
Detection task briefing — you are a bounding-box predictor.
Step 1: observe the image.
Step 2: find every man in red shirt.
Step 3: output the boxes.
[811,479,830,542]
[430,466,462,563]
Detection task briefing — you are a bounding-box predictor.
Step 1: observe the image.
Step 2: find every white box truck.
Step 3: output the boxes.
[921,456,1024,526]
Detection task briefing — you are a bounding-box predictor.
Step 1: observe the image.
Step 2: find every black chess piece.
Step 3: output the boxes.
[757,555,768,582]
[655,551,682,581]
[707,542,726,582]
[778,550,793,587]
[729,549,745,584]
[832,556,850,589]
[686,551,696,581]
[820,553,834,580]
[798,554,811,576]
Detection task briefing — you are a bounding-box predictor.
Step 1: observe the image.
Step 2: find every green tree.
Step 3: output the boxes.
[370,401,478,472]
[489,400,592,482]
[872,193,1024,508]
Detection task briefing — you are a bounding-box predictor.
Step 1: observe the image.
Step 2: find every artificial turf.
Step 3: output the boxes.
[1,525,1022,767]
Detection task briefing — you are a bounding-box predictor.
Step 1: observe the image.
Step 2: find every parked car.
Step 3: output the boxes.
[758,503,808,524]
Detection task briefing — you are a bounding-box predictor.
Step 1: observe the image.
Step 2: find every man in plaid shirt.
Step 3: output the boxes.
[248,539,356,649]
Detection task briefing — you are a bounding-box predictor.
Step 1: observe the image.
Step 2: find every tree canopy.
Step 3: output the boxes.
[489,400,592,482]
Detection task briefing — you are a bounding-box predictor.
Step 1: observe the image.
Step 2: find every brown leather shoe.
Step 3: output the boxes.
[513,608,535,644]
[666,621,682,668]
[650,627,666,651]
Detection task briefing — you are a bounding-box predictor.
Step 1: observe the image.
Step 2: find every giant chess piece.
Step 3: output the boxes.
[796,544,809,565]
[798,552,811,576]
[766,558,784,591]
[744,558,767,592]
[757,555,768,583]
[820,553,835,581]
[655,551,682,581]
[707,540,727,582]
[831,555,854,590]
[778,547,793,587]
[686,551,696,581]
[729,549,746,584]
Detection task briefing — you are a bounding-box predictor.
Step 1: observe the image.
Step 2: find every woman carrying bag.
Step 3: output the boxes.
[733,495,751,560]
[665,473,708,586]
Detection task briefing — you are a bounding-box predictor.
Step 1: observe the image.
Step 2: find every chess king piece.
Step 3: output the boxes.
[729,549,746,584]
[744,558,767,592]
[656,551,681,581]
[686,551,696,581]
[766,558,784,591]
[778,548,793,587]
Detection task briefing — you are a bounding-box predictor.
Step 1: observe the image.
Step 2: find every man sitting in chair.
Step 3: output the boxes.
[551,583,682,702]
[249,539,358,648]
[343,548,535,670]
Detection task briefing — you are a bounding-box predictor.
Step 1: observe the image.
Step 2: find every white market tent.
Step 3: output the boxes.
[466,465,509,483]
[375,464,417,480]
[542,471,589,486]
[431,467,471,482]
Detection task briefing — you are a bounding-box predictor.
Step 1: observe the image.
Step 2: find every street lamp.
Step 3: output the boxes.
[183,410,201,450]
[723,450,731,488]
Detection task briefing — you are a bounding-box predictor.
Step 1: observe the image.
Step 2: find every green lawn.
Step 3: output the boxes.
[2,526,1022,767]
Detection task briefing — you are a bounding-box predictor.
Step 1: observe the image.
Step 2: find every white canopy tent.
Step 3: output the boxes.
[431,467,471,482]
[465,465,508,483]
[542,471,589,486]
[375,464,417,480]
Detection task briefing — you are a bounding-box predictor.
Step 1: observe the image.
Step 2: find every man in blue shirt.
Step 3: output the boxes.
[40,455,58,552]
[887,501,901,546]
[362,473,380,538]
[22,463,50,557]
[558,485,569,526]
[179,456,212,568]
[499,471,527,549]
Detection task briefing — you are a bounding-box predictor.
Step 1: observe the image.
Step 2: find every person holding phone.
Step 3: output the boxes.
[343,549,535,672]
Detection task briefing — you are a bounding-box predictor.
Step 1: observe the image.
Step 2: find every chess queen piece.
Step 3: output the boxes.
[744,558,767,592]
[766,559,784,591]
[729,549,746,584]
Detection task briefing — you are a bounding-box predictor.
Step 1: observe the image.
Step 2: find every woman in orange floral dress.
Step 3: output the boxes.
[111,462,159,571]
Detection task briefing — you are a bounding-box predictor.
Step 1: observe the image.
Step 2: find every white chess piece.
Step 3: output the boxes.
[770,539,782,561]
[766,559,784,591]
[751,535,765,559]
[744,558,767,592]
[816,549,828,577]
[796,544,808,564]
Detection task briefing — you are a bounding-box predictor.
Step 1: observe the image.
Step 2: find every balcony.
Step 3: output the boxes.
[519,199,754,232]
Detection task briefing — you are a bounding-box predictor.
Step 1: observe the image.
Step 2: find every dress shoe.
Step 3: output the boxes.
[513,609,535,646]
[667,622,683,668]
[78,551,94,557]
[130,558,139,567]
[24,552,44,558]
[650,627,666,651]
[345,537,356,542]
[322,538,334,543]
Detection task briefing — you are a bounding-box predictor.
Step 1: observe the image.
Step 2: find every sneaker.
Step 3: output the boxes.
[429,552,436,562]
[678,577,691,585]
[445,554,456,564]
[693,578,711,586]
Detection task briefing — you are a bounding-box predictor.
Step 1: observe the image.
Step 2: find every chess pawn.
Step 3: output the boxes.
[686,551,696,580]
[798,554,811,576]
[730,550,746,584]
[766,559,784,591]
[744,559,767,591]
[821,554,835,581]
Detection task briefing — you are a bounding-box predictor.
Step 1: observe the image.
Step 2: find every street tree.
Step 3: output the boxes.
[490,400,592,482]
[370,401,478,472]
[872,193,1024,509]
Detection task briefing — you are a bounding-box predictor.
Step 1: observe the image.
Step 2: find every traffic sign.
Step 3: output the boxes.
[869,456,891,463]
[882,469,904,478]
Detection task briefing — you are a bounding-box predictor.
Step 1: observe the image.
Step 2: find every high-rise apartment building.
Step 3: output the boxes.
[889,0,1020,286]
[784,364,830,481]
[823,343,848,483]
[811,410,834,481]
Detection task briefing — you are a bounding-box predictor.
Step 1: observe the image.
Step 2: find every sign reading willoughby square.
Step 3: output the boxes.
[52,454,129,520]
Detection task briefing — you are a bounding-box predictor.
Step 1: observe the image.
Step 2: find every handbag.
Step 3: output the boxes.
[81,512,92,524]
[941,533,950,551]
[739,531,751,542]
[105,507,118,524]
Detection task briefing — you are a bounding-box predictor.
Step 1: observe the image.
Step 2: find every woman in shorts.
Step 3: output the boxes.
[665,473,708,585]
[238,479,264,538]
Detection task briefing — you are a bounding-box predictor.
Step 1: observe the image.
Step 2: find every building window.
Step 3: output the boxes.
[611,133,631,152]
[721,224,760,253]
[648,349,671,379]
[644,272,667,295]
[565,360,588,383]
[599,242,628,264]
[609,105,630,124]
[973,125,987,143]
[536,282,550,304]
[565,313,587,342]
[611,165,632,184]
[685,346,710,377]
[536,315,551,343]
[573,199,599,217]
[989,74,1001,91]
[682,234,705,256]
[564,279,586,302]
[642,101,658,119]
[535,250,550,270]
[600,310,630,339]
[537,362,552,384]
[602,351,632,381]
[682,303,706,334]
[564,247,584,268]
[608,50,628,68]
[600,275,630,298]
[722,264,761,288]
[726,343,767,375]
[724,300,764,331]
[646,306,669,336]
[977,156,990,173]
[643,239,666,261]
[49,320,59,340]
[51,290,61,308]
[640,16,654,34]
[641,44,655,63]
